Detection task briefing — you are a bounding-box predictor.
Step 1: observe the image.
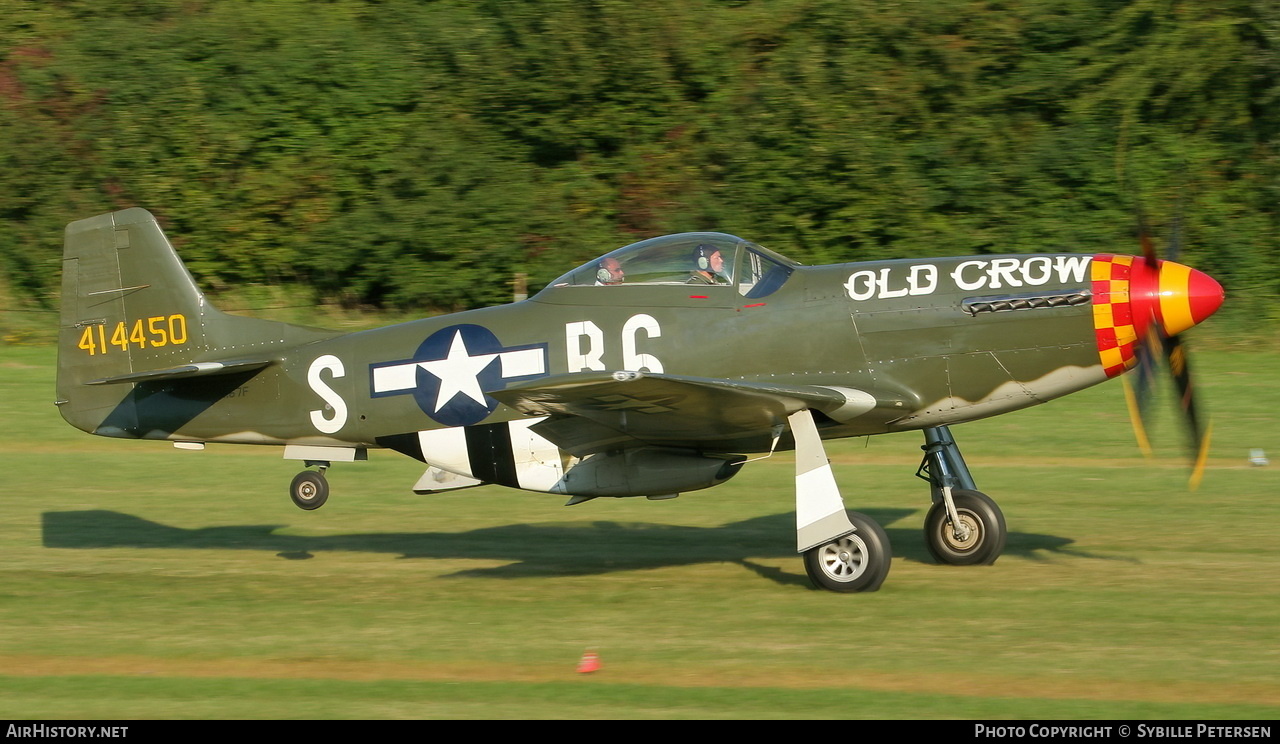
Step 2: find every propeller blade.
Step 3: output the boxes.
[1190,422,1212,492]
[1120,226,1222,487]
[1122,190,1220,486]
[1162,332,1211,488]
[1122,374,1153,458]
[1139,230,1159,265]
[1121,328,1160,458]
[1123,326,1213,488]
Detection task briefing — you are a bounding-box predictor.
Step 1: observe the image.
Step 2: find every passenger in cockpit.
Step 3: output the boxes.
[687,244,727,285]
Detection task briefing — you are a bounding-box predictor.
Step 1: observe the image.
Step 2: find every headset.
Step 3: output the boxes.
[695,244,716,272]
[597,258,622,284]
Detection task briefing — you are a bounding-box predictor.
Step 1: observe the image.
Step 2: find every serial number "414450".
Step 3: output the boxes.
[77,314,188,356]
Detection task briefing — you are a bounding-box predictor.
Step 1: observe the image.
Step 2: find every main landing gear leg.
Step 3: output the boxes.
[290,460,330,511]
[789,410,891,592]
[917,426,1006,565]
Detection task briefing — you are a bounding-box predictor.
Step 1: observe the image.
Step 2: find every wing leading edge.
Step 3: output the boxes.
[489,370,907,455]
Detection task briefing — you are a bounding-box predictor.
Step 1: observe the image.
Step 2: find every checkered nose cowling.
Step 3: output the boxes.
[1090,255,1225,377]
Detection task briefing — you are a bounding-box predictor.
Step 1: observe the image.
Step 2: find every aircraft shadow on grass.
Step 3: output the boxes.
[41,508,1112,587]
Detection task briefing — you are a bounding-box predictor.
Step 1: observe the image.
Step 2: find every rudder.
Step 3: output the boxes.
[55,208,332,437]
[58,209,209,385]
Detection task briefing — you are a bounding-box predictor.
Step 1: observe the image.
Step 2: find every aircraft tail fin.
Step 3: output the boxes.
[55,208,329,436]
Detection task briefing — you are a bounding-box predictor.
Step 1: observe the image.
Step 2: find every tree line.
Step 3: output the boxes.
[1,0,1276,331]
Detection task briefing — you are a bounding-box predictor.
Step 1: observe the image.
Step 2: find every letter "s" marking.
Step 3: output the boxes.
[308,355,348,434]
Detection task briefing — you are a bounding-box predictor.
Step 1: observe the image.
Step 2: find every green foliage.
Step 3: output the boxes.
[0,0,1275,329]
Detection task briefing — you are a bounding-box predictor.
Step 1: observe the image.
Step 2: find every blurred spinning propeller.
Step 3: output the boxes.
[1121,222,1223,489]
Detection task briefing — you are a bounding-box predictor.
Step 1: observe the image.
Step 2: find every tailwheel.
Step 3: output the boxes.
[924,489,1006,565]
[290,470,329,511]
[802,511,891,593]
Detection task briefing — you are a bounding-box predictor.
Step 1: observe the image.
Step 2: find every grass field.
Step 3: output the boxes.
[1,342,1277,719]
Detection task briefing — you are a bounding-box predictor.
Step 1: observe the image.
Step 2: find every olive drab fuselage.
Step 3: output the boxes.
[55,208,1224,591]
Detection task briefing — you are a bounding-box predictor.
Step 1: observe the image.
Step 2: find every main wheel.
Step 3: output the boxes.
[802,511,892,592]
[290,470,329,511]
[924,489,1006,565]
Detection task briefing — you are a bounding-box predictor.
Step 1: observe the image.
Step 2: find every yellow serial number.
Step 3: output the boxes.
[77,314,188,356]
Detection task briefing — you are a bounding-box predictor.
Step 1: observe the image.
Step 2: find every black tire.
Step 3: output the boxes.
[290,471,329,511]
[924,489,1006,565]
[802,511,892,592]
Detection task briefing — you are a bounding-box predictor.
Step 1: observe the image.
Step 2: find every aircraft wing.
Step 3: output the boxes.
[489,371,898,455]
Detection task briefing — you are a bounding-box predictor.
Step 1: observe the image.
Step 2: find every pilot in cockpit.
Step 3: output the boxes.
[595,257,625,285]
[687,244,727,285]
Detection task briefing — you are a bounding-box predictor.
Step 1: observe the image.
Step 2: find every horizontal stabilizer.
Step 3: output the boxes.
[86,359,275,386]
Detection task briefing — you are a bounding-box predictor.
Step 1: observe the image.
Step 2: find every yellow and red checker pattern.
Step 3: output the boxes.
[1091,255,1140,378]
[1090,254,1225,378]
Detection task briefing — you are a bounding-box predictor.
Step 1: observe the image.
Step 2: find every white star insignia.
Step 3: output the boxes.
[370,330,547,414]
[417,331,497,412]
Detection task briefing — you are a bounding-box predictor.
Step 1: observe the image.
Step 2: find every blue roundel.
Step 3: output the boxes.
[370,324,549,428]
[412,325,505,427]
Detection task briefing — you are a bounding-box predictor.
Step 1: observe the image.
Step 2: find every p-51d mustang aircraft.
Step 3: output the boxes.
[56,208,1223,592]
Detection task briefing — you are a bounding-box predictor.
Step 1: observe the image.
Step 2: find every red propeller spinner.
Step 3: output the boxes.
[1092,251,1224,489]
[1090,255,1224,378]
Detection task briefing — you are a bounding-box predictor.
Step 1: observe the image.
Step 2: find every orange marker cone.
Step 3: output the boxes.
[576,650,601,674]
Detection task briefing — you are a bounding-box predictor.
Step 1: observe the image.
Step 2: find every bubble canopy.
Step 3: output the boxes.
[543,232,798,299]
